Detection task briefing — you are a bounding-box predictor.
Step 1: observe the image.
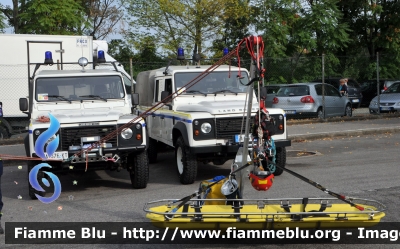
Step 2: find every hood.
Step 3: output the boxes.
[176,100,259,115]
[373,93,400,102]
[37,109,124,123]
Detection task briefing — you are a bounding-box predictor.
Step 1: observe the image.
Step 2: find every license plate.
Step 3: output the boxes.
[234,134,246,143]
[285,110,296,114]
[380,107,392,111]
[44,151,68,160]
[352,99,359,103]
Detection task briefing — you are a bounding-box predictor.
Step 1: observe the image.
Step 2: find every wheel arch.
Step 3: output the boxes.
[173,122,189,147]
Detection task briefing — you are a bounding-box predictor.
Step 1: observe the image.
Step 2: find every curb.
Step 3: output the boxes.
[287,112,400,125]
[289,126,400,142]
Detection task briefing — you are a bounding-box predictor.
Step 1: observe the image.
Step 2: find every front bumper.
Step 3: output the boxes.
[32,145,146,164]
[190,139,291,155]
[369,106,399,113]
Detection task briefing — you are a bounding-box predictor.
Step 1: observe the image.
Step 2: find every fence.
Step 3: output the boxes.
[0,53,399,138]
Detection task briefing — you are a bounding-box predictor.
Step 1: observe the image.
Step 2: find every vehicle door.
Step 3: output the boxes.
[151,78,164,140]
[161,78,174,146]
[315,84,334,117]
[326,84,343,115]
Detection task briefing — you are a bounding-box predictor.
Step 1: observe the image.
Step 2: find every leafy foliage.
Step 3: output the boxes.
[18,0,86,34]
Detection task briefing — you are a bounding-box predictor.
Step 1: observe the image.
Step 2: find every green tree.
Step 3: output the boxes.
[210,0,252,61]
[80,0,124,39]
[337,1,400,80]
[108,36,166,78]
[0,8,6,32]
[17,0,85,34]
[124,0,247,59]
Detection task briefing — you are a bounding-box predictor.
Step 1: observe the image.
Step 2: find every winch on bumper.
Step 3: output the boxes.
[30,124,145,165]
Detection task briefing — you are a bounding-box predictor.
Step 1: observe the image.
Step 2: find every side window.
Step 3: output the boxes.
[122,74,132,94]
[165,78,172,94]
[156,79,166,102]
[327,85,340,97]
[315,84,322,95]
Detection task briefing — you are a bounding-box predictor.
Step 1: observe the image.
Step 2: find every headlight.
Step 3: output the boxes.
[121,128,133,139]
[135,123,142,130]
[201,122,212,133]
[370,101,377,106]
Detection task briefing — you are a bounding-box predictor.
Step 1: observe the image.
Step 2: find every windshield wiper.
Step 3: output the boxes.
[212,89,238,96]
[185,90,207,96]
[48,95,72,103]
[79,95,107,102]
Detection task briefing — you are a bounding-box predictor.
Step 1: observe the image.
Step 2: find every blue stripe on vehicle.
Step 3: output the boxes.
[29,130,33,134]
[138,111,192,124]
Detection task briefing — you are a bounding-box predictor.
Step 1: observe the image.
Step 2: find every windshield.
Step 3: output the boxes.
[174,71,249,94]
[276,85,310,96]
[35,75,125,102]
[383,83,400,93]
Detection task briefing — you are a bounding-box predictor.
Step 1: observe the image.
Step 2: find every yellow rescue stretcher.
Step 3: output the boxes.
[144,197,386,230]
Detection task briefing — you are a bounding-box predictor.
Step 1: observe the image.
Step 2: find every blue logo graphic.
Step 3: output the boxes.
[29,113,62,203]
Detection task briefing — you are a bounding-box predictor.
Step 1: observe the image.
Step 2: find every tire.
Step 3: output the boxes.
[273,147,286,176]
[147,138,158,164]
[345,104,352,117]
[175,136,197,184]
[0,126,9,139]
[27,160,45,200]
[129,151,149,189]
[317,108,324,120]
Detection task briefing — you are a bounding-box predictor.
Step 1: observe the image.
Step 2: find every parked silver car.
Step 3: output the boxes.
[272,83,352,119]
[369,81,400,113]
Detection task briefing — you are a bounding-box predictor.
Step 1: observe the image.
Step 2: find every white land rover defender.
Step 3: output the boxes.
[136,64,291,184]
[20,58,149,199]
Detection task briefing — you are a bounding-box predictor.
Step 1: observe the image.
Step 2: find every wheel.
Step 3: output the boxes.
[147,138,158,163]
[27,160,45,200]
[129,151,149,189]
[317,108,324,120]
[175,136,197,184]
[345,104,352,117]
[0,126,9,139]
[273,147,286,176]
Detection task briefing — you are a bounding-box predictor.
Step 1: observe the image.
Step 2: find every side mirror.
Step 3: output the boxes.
[19,98,28,111]
[131,93,139,106]
[161,91,171,103]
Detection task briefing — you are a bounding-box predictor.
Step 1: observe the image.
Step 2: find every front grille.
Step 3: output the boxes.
[215,117,253,139]
[380,103,395,106]
[215,114,284,139]
[60,126,117,150]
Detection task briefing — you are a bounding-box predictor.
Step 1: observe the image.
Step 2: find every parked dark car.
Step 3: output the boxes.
[360,79,400,107]
[312,78,363,109]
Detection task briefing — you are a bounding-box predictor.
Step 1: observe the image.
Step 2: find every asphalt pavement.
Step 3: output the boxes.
[1,108,400,165]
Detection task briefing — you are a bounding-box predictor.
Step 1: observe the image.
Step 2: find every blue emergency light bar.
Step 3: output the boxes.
[44,51,53,65]
[223,48,229,56]
[97,50,106,63]
[177,47,185,60]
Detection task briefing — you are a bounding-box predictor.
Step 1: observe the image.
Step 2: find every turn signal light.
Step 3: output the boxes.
[136,134,141,140]
[279,124,283,130]
[194,130,199,136]
[300,96,315,103]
